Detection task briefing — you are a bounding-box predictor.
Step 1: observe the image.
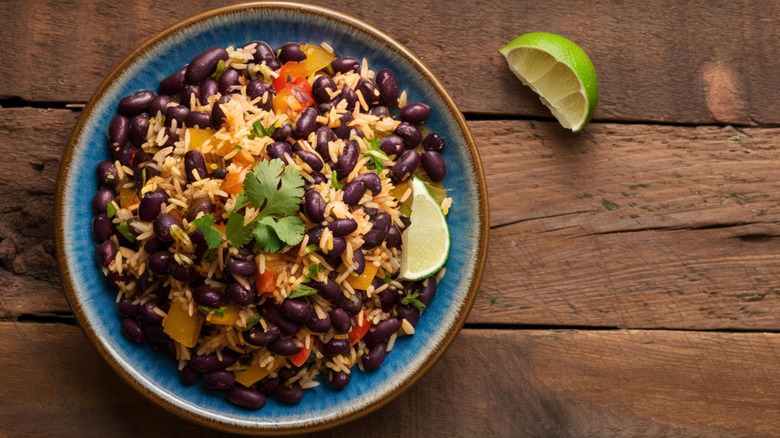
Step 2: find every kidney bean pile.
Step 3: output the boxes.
[92,41,448,411]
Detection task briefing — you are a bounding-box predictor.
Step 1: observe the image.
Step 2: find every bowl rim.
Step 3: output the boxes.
[54,1,489,434]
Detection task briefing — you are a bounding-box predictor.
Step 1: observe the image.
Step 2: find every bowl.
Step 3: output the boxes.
[55,2,489,434]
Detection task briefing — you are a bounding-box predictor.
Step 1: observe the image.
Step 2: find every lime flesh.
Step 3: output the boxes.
[397,177,450,281]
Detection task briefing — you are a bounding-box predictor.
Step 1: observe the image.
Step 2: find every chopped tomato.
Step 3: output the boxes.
[273,61,310,91]
[220,166,249,195]
[272,77,314,114]
[348,319,372,346]
[255,270,276,295]
[288,338,312,367]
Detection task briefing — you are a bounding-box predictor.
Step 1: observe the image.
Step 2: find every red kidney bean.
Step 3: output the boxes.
[274,383,304,403]
[397,304,420,327]
[96,160,119,189]
[138,190,166,221]
[306,226,324,246]
[328,219,358,237]
[340,85,357,111]
[386,225,402,249]
[315,125,336,159]
[263,303,303,335]
[306,278,341,302]
[421,150,446,182]
[357,79,381,106]
[352,248,365,274]
[370,105,390,117]
[252,41,280,70]
[148,251,171,275]
[159,64,187,95]
[117,299,139,318]
[278,42,306,63]
[198,79,218,105]
[341,180,365,206]
[281,299,314,323]
[139,300,164,324]
[362,343,388,371]
[329,371,351,390]
[166,105,189,127]
[211,95,231,129]
[217,68,240,94]
[179,365,199,386]
[203,370,235,390]
[148,94,172,117]
[394,122,422,149]
[354,172,382,196]
[121,318,145,344]
[378,288,399,312]
[104,271,128,293]
[271,123,293,142]
[362,212,391,249]
[227,386,266,410]
[312,75,337,103]
[303,190,326,223]
[193,285,228,308]
[257,376,280,396]
[335,140,359,179]
[339,291,363,315]
[184,150,208,183]
[185,196,214,222]
[424,132,445,152]
[242,322,280,346]
[418,276,437,306]
[129,113,149,147]
[376,69,398,106]
[305,311,331,333]
[133,161,159,187]
[119,90,156,117]
[162,128,179,147]
[390,149,420,184]
[144,321,172,344]
[153,213,180,242]
[399,103,431,125]
[316,97,338,114]
[112,145,135,167]
[179,85,200,109]
[307,171,326,187]
[363,318,402,346]
[190,350,239,373]
[225,282,253,306]
[184,111,210,128]
[266,141,293,161]
[329,308,351,334]
[94,240,116,267]
[167,260,199,283]
[278,367,299,382]
[331,57,360,73]
[226,259,257,277]
[295,150,323,172]
[326,237,347,258]
[333,112,353,139]
[92,214,112,242]
[108,114,129,150]
[144,237,167,254]
[186,47,229,84]
[267,338,301,356]
[295,107,319,139]
[322,338,350,356]
[378,136,404,157]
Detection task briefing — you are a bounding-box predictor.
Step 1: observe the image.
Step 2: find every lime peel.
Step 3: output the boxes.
[500,32,598,132]
[397,176,450,281]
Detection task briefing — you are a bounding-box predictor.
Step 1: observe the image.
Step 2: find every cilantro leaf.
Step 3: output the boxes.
[242,314,262,331]
[363,151,384,171]
[305,264,323,281]
[305,244,318,253]
[401,292,427,312]
[117,221,136,242]
[331,170,344,189]
[210,59,226,80]
[225,212,253,248]
[106,201,117,219]
[192,213,223,249]
[260,216,305,246]
[383,276,393,284]
[368,138,381,150]
[233,192,251,212]
[249,121,276,139]
[251,222,284,253]
[197,305,227,317]
[244,159,304,217]
[288,284,319,299]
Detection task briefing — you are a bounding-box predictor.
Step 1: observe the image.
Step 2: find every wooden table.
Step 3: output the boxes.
[2,1,780,436]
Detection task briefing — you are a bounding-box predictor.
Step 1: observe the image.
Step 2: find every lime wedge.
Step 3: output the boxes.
[397,176,450,281]
[500,32,599,132]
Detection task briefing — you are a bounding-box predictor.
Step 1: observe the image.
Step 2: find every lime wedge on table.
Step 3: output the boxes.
[397,177,450,281]
[499,32,599,132]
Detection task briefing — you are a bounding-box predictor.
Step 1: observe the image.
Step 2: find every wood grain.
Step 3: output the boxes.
[3,109,780,330]
[2,323,778,437]
[2,0,780,124]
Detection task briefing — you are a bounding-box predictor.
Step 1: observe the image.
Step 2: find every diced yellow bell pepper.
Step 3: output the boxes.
[299,44,336,76]
[389,180,410,201]
[187,128,216,150]
[162,301,203,348]
[207,305,240,326]
[234,357,285,387]
[118,188,139,208]
[346,261,379,291]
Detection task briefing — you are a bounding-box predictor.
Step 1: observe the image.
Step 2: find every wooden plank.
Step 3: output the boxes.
[4,109,780,329]
[2,323,778,437]
[2,1,780,124]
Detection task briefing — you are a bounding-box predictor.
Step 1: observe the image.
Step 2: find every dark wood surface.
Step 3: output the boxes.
[2,1,779,436]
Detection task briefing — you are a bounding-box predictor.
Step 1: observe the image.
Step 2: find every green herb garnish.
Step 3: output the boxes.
[226,212,253,248]
[197,305,227,317]
[331,170,344,189]
[210,59,226,80]
[383,276,393,284]
[288,284,319,299]
[305,244,318,253]
[249,121,276,139]
[116,221,136,242]
[235,144,243,150]
[363,138,387,171]
[401,292,427,312]
[242,314,262,331]
[305,264,323,281]
[192,213,223,249]
[106,201,117,219]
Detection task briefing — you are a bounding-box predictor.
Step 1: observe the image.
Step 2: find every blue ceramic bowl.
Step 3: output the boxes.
[55,2,488,434]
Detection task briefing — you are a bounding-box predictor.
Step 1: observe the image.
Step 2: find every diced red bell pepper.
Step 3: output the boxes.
[255,270,276,295]
[288,339,312,367]
[273,61,310,91]
[272,76,314,114]
[348,319,373,346]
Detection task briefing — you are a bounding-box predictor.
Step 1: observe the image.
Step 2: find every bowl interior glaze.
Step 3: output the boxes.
[56,2,488,434]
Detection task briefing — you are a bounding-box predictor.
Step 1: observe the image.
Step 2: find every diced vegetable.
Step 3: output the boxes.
[232,149,256,167]
[288,337,312,367]
[234,357,285,387]
[162,300,203,348]
[207,304,240,326]
[118,188,139,208]
[220,166,250,195]
[389,180,410,201]
[346,261,379,291]
[348,319,372,346]
[299,44,336,75]
[187,128,216,150]
[272,77,314,114]
[255,270,276,295]
[273,61,310,91]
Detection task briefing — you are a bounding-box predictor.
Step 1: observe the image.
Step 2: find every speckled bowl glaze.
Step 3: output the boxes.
[55,2,488,434]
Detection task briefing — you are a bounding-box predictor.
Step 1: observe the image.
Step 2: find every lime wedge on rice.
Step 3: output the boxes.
[397,176,450,281]
[499,32,599,132]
